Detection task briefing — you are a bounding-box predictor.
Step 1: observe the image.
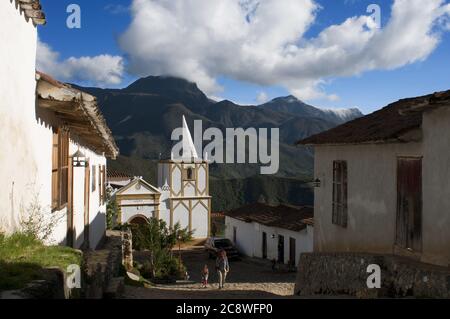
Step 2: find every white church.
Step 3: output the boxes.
[114,116,211,238]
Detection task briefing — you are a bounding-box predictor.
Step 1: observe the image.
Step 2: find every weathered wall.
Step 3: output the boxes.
[225,217,313,265]
[421,107,450,266]
[295,252,450,298]
[313,142,422,255]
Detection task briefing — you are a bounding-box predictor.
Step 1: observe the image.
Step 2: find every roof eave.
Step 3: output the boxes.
[36,72,119,158]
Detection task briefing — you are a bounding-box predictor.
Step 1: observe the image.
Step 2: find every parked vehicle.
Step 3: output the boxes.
[204,237,240,260]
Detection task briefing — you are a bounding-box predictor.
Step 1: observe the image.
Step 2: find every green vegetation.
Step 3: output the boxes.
[0,233,82,291]
[126,219,192,282]
[106,191,121,230]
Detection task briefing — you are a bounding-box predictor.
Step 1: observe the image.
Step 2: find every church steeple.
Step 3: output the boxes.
[181,115,200,161]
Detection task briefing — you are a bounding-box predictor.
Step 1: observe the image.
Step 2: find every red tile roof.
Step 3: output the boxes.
[224,203,314,232]
[107,169,133,180]
[297,90,450,146]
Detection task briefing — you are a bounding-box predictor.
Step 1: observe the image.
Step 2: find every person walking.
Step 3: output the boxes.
[201,264,209,288]
[215,250,230,289]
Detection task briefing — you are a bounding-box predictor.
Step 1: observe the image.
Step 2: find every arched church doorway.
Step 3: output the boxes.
[127,215,149,225]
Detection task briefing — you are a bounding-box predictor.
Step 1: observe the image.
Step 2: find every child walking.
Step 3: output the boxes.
[201,264,209,288]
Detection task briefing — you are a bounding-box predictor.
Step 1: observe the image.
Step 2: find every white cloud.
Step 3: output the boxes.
[36,39,124,87]
[118,0,450,101]
[256,91,269,104]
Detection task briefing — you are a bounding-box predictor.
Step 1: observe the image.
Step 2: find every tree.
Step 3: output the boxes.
[127,219,192,280]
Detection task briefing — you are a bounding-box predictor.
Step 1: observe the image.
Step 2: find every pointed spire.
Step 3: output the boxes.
[181,115,199,161]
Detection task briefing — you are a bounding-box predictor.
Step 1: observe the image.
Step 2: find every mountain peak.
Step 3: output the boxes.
[125,75,200,93]
[123,75,209,109]
[270,95,301,104]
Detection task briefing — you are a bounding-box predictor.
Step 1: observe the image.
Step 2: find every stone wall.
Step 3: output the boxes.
[82,230,124,299]
[295,253,450,298]
[122,228,133,271]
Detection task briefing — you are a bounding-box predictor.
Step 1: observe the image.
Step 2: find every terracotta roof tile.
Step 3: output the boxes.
[224,203,314,232]
[297,90,450,146]
[18,0,46,25]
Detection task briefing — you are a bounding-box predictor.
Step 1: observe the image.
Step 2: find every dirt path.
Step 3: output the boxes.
[122,247,297,299]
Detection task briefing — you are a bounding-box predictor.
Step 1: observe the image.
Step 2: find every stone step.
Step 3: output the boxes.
[103,277,125,299]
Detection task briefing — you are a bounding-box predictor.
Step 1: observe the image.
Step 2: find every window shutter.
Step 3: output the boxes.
[51,132,59,210]
[102,165,106,205]
[59,129,70,207]
[332,161,348,228]
[341,161,348,227]
[92,165,96,192]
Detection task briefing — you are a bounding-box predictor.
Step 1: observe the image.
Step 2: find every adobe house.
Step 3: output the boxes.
[0,0,119,249]
[298,90,450,268]
[224,203,313,266]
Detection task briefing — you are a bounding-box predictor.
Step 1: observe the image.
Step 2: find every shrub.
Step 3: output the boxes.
[106,189,120,230]
[19,193,64,243]
[125,219,192,281]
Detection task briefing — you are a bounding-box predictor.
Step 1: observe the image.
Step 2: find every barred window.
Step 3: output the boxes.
[332,161,348,227]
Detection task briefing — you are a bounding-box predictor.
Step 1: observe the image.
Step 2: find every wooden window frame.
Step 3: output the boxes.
[98,165,106,205]
[98,165,102,204]
[332,160,348,228]
[91,165,96,192]
[51,128,70,211]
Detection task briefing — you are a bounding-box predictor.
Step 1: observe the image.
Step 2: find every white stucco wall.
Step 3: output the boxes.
[0,1,108,249]
[225,217,313,265]
[313,142,422,255]
[0,0,40,234]
[191,202,209,238]
[70,141,107,250]
[157,162,210,238]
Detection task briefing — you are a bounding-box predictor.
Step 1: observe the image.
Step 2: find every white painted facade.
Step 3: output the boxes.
[225,216,313,265]
[115,117,211,238]
[313,106,450,267]
[115,178,160,224]
[0,0,40,234]
[0,1,117,249]
[156,116,211,238]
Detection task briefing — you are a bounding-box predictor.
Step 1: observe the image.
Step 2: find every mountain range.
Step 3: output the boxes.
[76,76,362,211]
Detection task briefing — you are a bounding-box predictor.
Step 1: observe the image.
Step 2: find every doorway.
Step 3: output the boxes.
[278,235,284,263]
[289,237,296,266]
[83,164,90,249]
[262,232,267,259]
[66,158,74,248]
[396,157,422,252]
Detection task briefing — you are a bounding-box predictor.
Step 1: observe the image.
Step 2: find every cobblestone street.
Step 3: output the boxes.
[122,247,297,299]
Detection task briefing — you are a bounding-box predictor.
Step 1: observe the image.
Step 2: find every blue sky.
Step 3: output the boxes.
[38,0,450,114]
